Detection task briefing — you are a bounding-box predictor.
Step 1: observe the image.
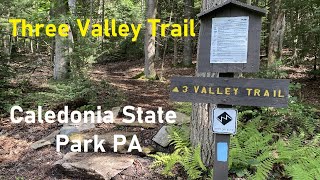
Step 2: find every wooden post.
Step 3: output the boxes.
[213,133,231,180]
[168,3,284,180]
[213,72,234,180]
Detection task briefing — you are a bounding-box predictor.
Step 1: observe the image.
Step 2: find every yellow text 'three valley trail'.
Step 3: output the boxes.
[8,19,196,42]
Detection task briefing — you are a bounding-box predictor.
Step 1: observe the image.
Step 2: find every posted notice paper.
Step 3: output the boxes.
[210,16,249,64]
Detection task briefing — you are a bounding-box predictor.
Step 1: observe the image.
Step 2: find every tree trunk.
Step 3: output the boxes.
[155,3,161,62]
[3,13,11,56]
[314,55,317,79]
[267,0,285,66]
[68,0,76,15]
[36,39,39,53]
[160,8,173,80]
[67,0,75,52]
[98,0,104,44]
[8,35,12,57]
[30,39,34,54]
[144,0,157,79]
[202,0,228,10]
[53,0,69,80]
[314,37,319,79]
[254,0,260,6]
[191,0,225,167]
[173,37,178,65]
[89,0,94,32]
[183,0,194,66]
[292,10,300,65]
[3,35,11,56]
[101,0,105,51]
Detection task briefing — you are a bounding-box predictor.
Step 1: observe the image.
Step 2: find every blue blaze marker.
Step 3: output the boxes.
[217,142,228,162]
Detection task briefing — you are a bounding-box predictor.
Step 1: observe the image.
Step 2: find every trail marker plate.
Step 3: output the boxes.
[170,76,290,107]
[212,108,237,134]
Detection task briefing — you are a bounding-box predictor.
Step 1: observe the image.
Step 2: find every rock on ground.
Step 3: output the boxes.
[30,130,60,150]
[152,126,172,147]
[59,120,95,136]
[174,112,190,125]
[67,131,155,156]
[54,152,134,180]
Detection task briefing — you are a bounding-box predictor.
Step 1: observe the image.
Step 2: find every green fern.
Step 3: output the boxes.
[149,125,207,179]
[250,157,275,180]
[229,120,276,180]
[150,98,319,180]
[276,136,320,180]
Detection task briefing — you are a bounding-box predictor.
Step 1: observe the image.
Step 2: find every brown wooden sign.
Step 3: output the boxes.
[197,0,266,73]
[170,77,290,107]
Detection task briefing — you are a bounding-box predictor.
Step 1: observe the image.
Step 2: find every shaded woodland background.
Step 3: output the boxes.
[0,0,320,179]
[0,0,318,82]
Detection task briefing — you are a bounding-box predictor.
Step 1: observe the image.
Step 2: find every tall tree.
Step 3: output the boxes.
[53,0,70,79]
[267,0,285,66]
[3,9,11,56]
[155,2,161,62]
[52,0,76,80]
[144,0,157,79]
[183,0,194,66]
[190,0,228,167]
[68,0,76,15]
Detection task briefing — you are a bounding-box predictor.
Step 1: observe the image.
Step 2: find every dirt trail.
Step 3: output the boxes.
[1,56,319,179]
[90,59,195,110]
[0,57,195,180]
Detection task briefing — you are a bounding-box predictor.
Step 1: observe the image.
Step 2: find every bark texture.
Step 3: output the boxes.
[3,35,11,56]
[3,13,11,56]
[68,0,76,15]
[54,35,68,79]
[190,0,224,167]
[202,0,228,10]
[268,0,285,66]
[144,0,157,79]
[155,4,161,62]
[183,0,193,66]
[173,37,178,65]
[53,0,69,79]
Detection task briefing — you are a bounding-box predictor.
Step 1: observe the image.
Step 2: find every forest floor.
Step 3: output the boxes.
[0,54,319,180]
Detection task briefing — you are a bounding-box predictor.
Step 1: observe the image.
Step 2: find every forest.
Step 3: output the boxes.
[0,0,319,179]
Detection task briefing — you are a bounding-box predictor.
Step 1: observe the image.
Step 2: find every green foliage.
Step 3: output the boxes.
[308,69,320,77]
[96,0,144,61]
[68,37,99,78]
[174,102,193,116]
[131,72,160,81]
[254,60,288,79]
[276,136,320,180]
[151,97,319,179]
[2,78,125,114]
[229,116,276,179]
[284,0,320,61]
[230,98,320,180]
[0,55,14,114]
[132,71,145,79]
[150,125,208,179]
[15,177,25,180]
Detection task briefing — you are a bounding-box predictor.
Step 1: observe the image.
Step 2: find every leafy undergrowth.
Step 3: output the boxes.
[152,97,320,180]
[230,103,320,180]
[1,78,125,116]
[150,125,209,179]
[174,102,192,116]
